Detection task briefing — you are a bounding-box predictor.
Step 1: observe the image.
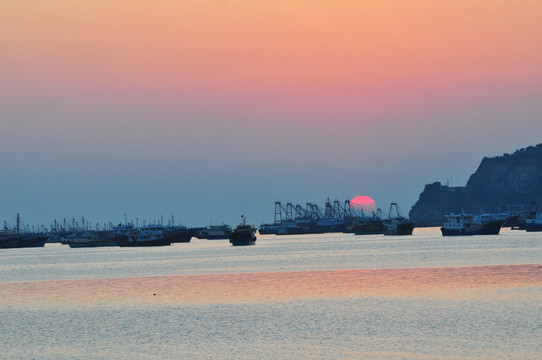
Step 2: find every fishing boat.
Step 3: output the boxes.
[229,216,257,246]
[310,199,351,233]
[0,214,48,249]
[0,232,48,249]
[351,218,384,235]
[258,223,280,235]
[119,225,171,246]
[262,200,354,236]
[351,209,384,235]
[524,202,542,232]
[206,224,232,240]
[65,224,133,248]
[66,231,117,248]
[275,219,316,235]
[313,218,350,233]
[382,203,414,236]
[191,227,207,239]
[441,213,505,236]
[163,225,194,243]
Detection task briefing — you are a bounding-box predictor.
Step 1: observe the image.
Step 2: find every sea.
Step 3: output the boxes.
[1,227,541,360]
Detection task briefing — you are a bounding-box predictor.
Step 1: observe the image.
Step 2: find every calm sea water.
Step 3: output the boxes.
[1,227,541,359]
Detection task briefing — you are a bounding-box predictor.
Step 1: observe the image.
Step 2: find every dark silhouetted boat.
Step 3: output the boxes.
[382,203,414,236]
[352,218,384,235]
[163,225,194,243]
[0,232,48,249]
[351,209,384,235]
[0,213,48,249]
[229,216,257,246]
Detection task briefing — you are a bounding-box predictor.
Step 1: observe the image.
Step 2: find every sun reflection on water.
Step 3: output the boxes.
[1,264,540,308]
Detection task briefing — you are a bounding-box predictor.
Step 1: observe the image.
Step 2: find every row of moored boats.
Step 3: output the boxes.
[2,202,541,249]
[441,202,542,235]
[259,201,415,236]
[260,200,542,237]
[1,214,256,249]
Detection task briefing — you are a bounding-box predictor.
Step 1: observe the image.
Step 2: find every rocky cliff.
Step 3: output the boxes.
[409,144,542,226]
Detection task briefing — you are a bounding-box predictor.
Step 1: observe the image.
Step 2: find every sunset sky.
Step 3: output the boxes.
[1,0,541,227]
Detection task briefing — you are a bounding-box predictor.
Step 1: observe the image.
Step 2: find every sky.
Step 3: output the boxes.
[1,0,542,229]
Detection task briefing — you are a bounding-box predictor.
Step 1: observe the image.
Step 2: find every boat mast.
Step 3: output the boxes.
[286,202,294,221]
[388,203,398,220]
[274,201,282,224]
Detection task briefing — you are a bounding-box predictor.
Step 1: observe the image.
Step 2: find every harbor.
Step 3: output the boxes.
[3,196,539,249]
[3,0,541,357]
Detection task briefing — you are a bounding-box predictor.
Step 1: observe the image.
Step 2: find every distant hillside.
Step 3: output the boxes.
[409,144,542,226]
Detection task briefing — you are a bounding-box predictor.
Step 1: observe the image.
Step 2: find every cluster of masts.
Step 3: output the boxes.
[2,213,184,235]
[1,199,412,238]
[272,199,355,224]
[259,199,414,236]
[2,213,48,234]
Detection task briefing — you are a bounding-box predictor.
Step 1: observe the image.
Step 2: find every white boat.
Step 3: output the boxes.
[119,225,171,246]
[441,213,505,236]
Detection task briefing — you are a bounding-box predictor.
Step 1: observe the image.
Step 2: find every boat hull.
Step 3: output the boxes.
[207,235,230,240]
[119,239,171,247]
[276,226,320,235]
[163,228,193,243]
[0,234,48,249]
[383,222,414,236]
[65,231,128,248]
[258,224,280,235]
[68,241,119,248]
[352,220,384,235]
[229,236,256,246]
[257,229,277,235]
[524,223,542,232]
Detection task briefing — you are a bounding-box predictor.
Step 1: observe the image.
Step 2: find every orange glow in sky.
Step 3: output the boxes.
[3,0,542,119]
